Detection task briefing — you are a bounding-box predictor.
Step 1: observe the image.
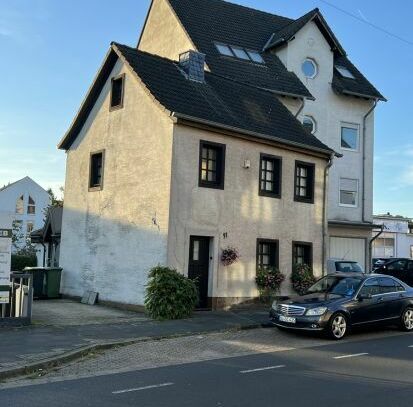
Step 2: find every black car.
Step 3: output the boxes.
[269,273,413,339]
[373,258,413,286]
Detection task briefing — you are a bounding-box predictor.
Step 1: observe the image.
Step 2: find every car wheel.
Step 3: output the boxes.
[400,307,413,331]
[328,313,348,340]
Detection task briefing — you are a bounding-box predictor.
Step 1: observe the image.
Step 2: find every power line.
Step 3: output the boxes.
[319,0,413,46]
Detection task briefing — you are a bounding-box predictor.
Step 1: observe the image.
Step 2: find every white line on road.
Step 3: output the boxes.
[112,382,174,394]
[333,353,369,360]
[409,345,413,348]
[240,365,286,374]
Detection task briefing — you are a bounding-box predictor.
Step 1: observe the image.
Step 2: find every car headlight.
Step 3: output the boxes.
[306,307,327,316]
[271,300,278,310]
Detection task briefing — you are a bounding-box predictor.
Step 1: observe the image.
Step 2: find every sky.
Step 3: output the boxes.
[0,0,412,214]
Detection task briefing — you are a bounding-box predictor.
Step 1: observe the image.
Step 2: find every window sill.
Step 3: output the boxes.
[294,196,314,204]
[259,190,281,199]
[340,147,359,152]
[339,203,358,208]
[88,186,103,192]
[199,182,224,190]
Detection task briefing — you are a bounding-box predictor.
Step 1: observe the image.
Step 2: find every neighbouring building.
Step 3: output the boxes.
[0,177,51,264]
[31,206,63,267]
[58,0,384,308]
[372,214,413,260]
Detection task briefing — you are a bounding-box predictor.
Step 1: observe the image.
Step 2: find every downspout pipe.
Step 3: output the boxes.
[322,153,335,275]
[362,99,378,223]
[369,224,384,273]
[294,98,305,118]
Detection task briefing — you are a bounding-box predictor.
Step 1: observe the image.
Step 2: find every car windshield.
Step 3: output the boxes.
[335,262,363,272]
[307,276,363,297]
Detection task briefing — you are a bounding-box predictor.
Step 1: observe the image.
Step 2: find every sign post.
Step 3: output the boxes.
[0,229,12,305]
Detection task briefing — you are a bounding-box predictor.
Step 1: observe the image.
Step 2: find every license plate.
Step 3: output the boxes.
[279,315,296,324]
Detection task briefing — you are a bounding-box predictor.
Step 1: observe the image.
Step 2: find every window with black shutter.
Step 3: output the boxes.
[110,74,124,109]
[89,151,105,190]
[259,154,282,198]
[294,161,315,203]
[256,239,279,270]
[292,242,313,268]
[199,140,226,189]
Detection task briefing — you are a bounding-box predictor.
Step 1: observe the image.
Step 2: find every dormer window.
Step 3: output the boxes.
[215,43,265,64]
[335,65,355,79]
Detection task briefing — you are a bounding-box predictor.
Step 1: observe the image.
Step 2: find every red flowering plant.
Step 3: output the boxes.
[221,246,240,266]
[291,264,316,295]
[255,266,285,300]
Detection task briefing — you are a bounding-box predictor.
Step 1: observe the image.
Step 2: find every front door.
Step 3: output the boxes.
[188,236,210,309]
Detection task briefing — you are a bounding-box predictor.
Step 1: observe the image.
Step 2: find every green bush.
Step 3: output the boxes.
[145,266,198,320]
[11,254,37,271]
[291,264,316,295]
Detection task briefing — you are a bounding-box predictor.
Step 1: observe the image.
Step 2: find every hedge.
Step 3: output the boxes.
[11,255,37,271]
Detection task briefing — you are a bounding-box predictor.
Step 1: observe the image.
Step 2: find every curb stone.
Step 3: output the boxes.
[0,322,272,381]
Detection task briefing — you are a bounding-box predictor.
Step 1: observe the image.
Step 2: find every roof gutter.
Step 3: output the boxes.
[171,112,333,158]
[341,90,387,102]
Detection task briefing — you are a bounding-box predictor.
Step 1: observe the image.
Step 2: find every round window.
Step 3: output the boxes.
[302,58,317,78]
[303,116,316,134]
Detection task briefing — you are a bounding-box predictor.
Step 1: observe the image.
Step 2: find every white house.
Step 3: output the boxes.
[58,0,384,308]
[372,214,413,260]
[0,177,51,263]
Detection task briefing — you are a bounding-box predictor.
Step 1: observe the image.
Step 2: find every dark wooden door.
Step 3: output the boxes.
[188,236,210,309]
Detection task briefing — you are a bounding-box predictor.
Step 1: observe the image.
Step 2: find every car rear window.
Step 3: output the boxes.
[336,262,363,272]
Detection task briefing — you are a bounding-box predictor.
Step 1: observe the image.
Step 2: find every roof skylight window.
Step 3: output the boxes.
[215,44,233,57]
[215,43,265,64]
[335,65,355,79]
[231,46,250,60]
[246,50,264,63]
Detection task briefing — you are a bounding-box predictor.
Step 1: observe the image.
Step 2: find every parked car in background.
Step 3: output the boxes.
[270,273,413,339]
[374,258,413,287]
[327,258,364,274]
[372,258,389,268]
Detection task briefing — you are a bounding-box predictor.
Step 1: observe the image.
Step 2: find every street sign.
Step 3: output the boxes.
[0,229,12,304]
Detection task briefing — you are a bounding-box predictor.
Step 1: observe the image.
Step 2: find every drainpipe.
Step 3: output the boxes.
[369,224,384,273]
[322,153,335,275]
[41,242,46,267]
[294,98,305,118]
[362,99,378,223]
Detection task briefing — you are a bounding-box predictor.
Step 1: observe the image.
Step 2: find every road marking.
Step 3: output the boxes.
[112,382,174,394]
[240,365,286,374]
[409,345,413,348]
[333,353,369,360]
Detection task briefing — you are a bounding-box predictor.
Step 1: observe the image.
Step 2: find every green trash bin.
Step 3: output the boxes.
[23,267,46,299]
[44,268,62,299]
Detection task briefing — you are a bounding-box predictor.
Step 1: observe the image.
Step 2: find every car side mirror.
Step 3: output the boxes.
[358,293,372,301]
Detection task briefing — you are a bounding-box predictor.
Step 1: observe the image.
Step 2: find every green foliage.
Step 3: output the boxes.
[145,266,198,320]
[255,266,285,297]
[291,264,316,295]
[11,254,37,271]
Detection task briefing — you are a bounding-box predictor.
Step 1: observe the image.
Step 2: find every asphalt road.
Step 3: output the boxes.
[1,331,413,407]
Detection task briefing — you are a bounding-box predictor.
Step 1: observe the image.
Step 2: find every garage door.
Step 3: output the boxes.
[329,237,366,270]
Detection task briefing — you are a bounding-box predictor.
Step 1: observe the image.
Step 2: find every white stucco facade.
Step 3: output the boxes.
[0,177,50,261]
[273,21,377,268]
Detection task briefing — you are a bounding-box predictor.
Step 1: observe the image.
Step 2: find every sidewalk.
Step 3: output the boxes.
[0,300,271,380]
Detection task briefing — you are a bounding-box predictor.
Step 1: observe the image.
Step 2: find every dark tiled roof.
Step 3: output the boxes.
[116,44,332,154]
[166,0,313,99]
[333,55,386,101]
[166,0,384,101]
[264,8,320,50]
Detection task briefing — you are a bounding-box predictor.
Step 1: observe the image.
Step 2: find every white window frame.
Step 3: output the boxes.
[339,178,359,208]
[302,58,318,79]
[340,122,360,152]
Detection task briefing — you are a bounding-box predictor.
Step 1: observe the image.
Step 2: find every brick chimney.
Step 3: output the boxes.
[179,50,206,82]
